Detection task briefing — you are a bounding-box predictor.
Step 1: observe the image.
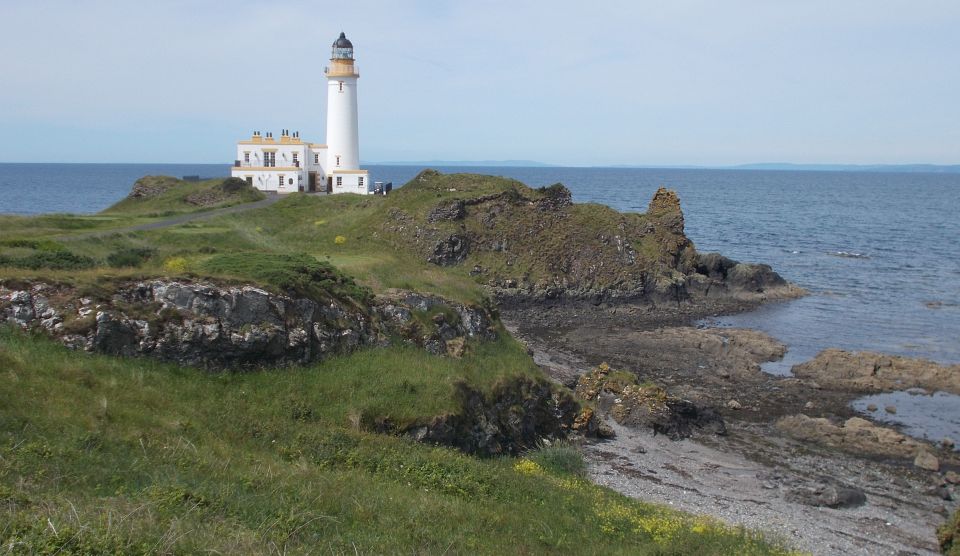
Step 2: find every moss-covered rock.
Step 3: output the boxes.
[379,171,797,305]
[575,362,726,439]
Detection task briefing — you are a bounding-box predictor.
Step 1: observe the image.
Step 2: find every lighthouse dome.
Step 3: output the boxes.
[332,32,353,48]
[331,32,354,60]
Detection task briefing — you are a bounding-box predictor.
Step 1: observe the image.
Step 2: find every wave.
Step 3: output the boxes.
[827,251,870,259]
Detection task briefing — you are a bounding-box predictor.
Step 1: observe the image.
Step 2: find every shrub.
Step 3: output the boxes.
[940,508,960,555]
[163,256,189,273]
[219,177,250,193]
[334,235,347,245]
[527,441,587,477]
[8,250,95,270]
[0,238,66,252]
[106,247,156,268]
[200,252,371,303]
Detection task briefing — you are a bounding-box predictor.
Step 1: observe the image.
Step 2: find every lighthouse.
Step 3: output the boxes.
[230,31,371,195]
[324,32,369,193]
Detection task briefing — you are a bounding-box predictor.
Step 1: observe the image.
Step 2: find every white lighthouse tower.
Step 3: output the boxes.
[324,32,369,193]
[230,31,373,195]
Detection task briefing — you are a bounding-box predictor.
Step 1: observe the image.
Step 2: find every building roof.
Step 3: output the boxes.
[333,32,353,49]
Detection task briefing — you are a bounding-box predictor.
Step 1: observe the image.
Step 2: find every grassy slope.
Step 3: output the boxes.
[103,176,265,216]
[0,173,792,553]
[0,328,788,554]
[0,178,264,245]
[0,170,695,304]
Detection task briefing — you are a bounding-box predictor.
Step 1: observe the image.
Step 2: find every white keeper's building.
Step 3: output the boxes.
[231,32,372,195]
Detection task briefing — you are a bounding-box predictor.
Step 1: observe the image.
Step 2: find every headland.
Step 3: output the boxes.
[1,171,956,554]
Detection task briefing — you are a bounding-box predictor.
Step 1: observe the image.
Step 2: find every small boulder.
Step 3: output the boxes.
[885,405,897,414]
[866,403,878,412]
[726,399,742,410]
[927,484,953,501]
[915,450,941,472]
[942,437,955,450]
[787,484,867,509]
[803,401,815,410]
[945,471,960,484]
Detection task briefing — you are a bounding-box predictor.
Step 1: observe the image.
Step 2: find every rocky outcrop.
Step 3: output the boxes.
[575,363,726,439]
[410,376,603,456]
[792,349,960,394]
[377,290,497,356]
[2,281,497,368]
[128,175,179,199]
[428,235,471,266]
[690,253,802,299]
[383,172,803,308]
[776,414,928,460]
[427,200,466,222]
[576,326,786,379]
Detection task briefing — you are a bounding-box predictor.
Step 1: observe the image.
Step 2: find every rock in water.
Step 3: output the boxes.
[792,348,960,395]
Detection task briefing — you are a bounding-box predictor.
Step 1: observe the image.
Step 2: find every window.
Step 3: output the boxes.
[243,152,250,163]
[336,176,342,187]
[314,153,319,164]
[358,177,364,187]
[338,81,344,93]
[245,176,253,186]
[278,175,284,188]
[292,152,299,167]
[264,152,276,167]
[288,178,293,185]
[335,155,340,167]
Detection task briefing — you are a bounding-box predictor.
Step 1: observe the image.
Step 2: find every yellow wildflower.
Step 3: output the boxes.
[513,459,543,475]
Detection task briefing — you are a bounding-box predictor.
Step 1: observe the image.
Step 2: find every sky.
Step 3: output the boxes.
[1,1,958,166]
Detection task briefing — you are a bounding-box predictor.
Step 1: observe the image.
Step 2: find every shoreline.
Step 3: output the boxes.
[502,298,958,555]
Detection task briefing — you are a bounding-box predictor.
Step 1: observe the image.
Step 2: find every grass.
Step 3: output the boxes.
[0,170,695,305]
[0,327,791,554]
[103,176,265,216]
[0,173,796,553]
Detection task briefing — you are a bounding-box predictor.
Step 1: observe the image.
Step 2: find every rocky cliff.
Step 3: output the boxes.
[1,281,496,368]
[380,171,802,305]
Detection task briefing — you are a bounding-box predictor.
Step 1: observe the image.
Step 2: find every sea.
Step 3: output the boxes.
[2,162,959,443]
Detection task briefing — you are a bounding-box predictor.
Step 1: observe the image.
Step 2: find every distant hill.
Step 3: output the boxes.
[367,160,960,173]
[366,159,557,167]
[729,163,960,174]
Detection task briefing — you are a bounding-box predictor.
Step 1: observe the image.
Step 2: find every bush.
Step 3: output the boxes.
[527,441,586,478]
[6,250,95,271]
[106,247,156,268]
[940,508,960,555]
[163,256,189,273]
[200,252,371,303]
[219,177,250,193]
[0,238,66,252]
